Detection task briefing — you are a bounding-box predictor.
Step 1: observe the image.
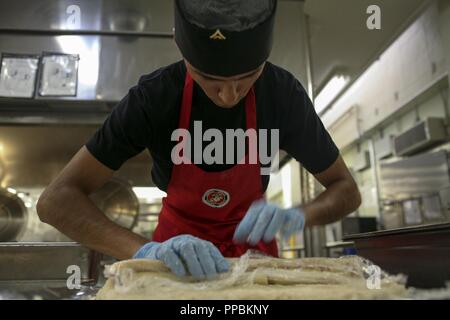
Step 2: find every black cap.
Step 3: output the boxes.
[174,0,277,77]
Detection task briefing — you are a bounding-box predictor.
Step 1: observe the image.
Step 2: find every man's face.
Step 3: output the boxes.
[185,60,265,108]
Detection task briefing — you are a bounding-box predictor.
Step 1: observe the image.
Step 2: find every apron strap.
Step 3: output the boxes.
[179,72,194,130]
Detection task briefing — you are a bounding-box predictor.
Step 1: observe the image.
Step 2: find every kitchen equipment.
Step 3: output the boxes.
[381,201,404,229]
[344,222,450,288]
[89,178,140,230]
[341,217,378,236]
[422,194,444,220]
[379,150,450,200]
[0,242,98,281]
[0,188,28,241]
[403,199,423,226]
[0,242,102,299]
[393,117,447,157]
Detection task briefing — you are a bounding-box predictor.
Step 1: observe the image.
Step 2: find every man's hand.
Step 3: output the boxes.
[233,200,305,246]
[133,235,230,280]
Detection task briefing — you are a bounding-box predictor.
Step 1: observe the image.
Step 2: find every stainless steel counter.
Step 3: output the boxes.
[344,222,450,288]
[0,242,104,299]
[0,281,99,300]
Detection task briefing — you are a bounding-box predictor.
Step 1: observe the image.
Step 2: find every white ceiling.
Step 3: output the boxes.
[304,0,429,93]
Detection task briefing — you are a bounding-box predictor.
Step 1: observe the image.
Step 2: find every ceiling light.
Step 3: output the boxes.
[315,74,350,114]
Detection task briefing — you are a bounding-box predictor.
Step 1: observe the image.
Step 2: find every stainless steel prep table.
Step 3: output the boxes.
[0,242,104,299]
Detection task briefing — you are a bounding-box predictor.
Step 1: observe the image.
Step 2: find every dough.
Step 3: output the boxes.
[96,255,407,300]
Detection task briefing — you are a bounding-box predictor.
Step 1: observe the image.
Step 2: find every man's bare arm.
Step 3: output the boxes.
[36,146,148,260]
[302,155,362,227]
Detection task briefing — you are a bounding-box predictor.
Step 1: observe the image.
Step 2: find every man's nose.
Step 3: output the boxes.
[218,82,240,105]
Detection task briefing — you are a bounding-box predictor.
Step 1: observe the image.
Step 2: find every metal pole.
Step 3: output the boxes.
[368,138,382,223]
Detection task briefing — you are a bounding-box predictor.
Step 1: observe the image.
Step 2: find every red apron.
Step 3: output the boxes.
[152,72,278,258]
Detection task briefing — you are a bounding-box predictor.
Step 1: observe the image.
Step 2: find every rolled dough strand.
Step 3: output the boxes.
[105,259,170,278]
[242,257,363,279]
[105,259,266,286]
[253,268,355,285]
[104,257,365,286]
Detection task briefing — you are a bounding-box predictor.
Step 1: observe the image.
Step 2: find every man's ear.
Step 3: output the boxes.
[172,27,180,49]
[173,34,185,67]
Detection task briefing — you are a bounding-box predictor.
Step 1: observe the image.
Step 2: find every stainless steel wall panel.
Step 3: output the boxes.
[0,34,101,100]
[379,151,450,200]
[0,0,174,33]
[96,36,181,101]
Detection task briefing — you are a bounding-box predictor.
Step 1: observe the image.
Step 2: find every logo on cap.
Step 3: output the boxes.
[210,29,226,40]
[202,189,230,208]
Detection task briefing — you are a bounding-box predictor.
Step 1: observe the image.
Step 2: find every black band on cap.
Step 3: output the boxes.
[174,0,277,77]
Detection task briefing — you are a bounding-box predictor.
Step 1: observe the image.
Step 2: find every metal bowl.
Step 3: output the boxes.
[0,189,28,241]
[89,178,140,230]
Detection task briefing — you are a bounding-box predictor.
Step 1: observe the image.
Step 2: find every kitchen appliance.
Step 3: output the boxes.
[89,178,140,230]
[0,242,102,299]
[379,150,450,200]
[393,117,447,157]
[341,217,378,236]
[403,198,423,226]
[0,188,28,241]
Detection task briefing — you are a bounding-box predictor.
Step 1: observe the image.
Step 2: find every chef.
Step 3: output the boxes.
[37,0,361,280]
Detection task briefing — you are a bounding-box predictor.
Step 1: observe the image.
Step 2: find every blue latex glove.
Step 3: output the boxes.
[233,200,305,246]
[133,235,229,280]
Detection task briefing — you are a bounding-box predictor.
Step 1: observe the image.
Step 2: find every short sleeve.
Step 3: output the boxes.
[85,84,152,170]
[280,79,340,174]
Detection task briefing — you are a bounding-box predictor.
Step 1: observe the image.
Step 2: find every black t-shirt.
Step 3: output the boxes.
[85,61,339,192]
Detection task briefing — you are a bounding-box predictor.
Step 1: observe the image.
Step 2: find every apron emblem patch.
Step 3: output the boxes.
[202,189,230,208]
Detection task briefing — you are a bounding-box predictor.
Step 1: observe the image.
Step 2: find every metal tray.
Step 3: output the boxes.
[0,242,101,282]
[344,223,450,288]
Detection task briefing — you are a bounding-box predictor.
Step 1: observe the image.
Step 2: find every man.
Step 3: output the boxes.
[37,0,361,281]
